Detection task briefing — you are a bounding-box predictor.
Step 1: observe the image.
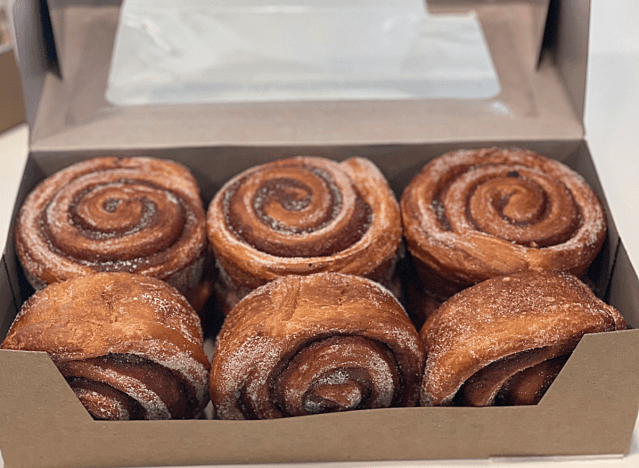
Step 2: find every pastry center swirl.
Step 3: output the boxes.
[224,164,372,257]
[274,336,399,417]
[437,165,581,247]
[43,175,186,262]
[252,177,338,234]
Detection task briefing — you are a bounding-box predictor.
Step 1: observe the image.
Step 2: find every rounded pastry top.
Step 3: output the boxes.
[2,272,209,369]
[2,272,211,420]
[207,156,402,289]
[420,271,625,406]
[401,148,607,295]
[15,157,207,291]
[210,272,426,419]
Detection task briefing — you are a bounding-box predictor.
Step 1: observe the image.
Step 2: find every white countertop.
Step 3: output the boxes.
[0,0,638,467]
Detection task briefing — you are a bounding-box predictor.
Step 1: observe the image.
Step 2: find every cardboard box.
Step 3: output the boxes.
[0,0,26,133]
[1,0,639,467]
[0,45,26,134]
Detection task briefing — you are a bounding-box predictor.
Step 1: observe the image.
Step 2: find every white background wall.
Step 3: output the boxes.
[585,0,639,273]
[589,0,639,54]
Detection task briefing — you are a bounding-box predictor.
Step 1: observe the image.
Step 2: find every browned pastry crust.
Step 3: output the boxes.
[492,354,569,406]
[206,156,403,314]
[1,272,211,420]
[14,157,207,305]
[420,271,626,407]
[210,272,426,419]
[401,148,607,301]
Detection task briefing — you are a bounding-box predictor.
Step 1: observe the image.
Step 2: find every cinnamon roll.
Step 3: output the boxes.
[420,271,626,407]
[401,148,607,302]
[210,272,426,419]
[206,156,402,314]
[1,272,211,420]
[14,157,208,307]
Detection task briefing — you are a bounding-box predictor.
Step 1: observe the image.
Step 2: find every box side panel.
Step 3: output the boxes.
[430,0,551,71]
[12,0,56,130]
[1,331,637,468]
[608,241,639,329]
[2,155,48,309]
[0,258,19,339]
[0,48,26,133]
[554,0,590,122]
[30,138,585,205]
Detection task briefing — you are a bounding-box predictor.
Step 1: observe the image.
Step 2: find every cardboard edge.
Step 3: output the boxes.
[555,0,591,123]
[0,47,26,134]
[12,0,57,131]
[608,240,639,328]
[0,258,19,339]
[1,155,48,311]
[1,330,638,467]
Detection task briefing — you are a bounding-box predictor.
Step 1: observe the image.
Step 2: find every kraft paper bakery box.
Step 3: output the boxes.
[0,45,26,134]
[0,3,26,134]
[2,0,639,467]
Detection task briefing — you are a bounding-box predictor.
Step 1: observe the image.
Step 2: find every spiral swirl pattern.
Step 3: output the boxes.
[15,157,207,297]
[210,273,426,419]
[401,148,607,299]
[223,163,371,258]
[467,354,570,406]
[420,272,626,407]
[1,273,211,420]
[207,156,402,313]
[60,353,204,420]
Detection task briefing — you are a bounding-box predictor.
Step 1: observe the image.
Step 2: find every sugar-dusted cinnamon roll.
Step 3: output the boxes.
[14,157,207,307]
[1,272,210,420]
[210,273,426,419]
[420,271,626,407]
[401,148,607,302]
[206,156,403,314]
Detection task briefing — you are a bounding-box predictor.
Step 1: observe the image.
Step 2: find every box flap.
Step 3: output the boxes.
[1,330,637,467]
[15,0,587,152]
[553,0,591,122]
[0,258,19,340]
[11,0,58,130]
[429,0,551,72]
[608,240,639,329]
[0,47,26,133]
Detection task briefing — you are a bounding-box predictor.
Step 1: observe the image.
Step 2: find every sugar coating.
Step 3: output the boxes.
[282,339,396,414]
[210,272,426,420]
[206,157,403,301]
[79,361,172,419]
[14,157,207,298]
[401,148,608,294]
[1,272,211,420]
[73,387,130,420]
[420,271,626,406]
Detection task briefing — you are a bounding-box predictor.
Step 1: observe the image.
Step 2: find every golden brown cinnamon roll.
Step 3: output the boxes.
[401,148,607,302]
[420,271,626,407]
[206,156,402,314]
[1,272,210,420]
[210,273,426,419]
[14,157,207,306]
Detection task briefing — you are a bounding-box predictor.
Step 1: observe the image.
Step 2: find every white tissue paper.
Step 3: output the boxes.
[106,0,500,105]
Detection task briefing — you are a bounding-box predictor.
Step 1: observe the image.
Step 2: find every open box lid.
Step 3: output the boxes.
[13,0,588,152]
